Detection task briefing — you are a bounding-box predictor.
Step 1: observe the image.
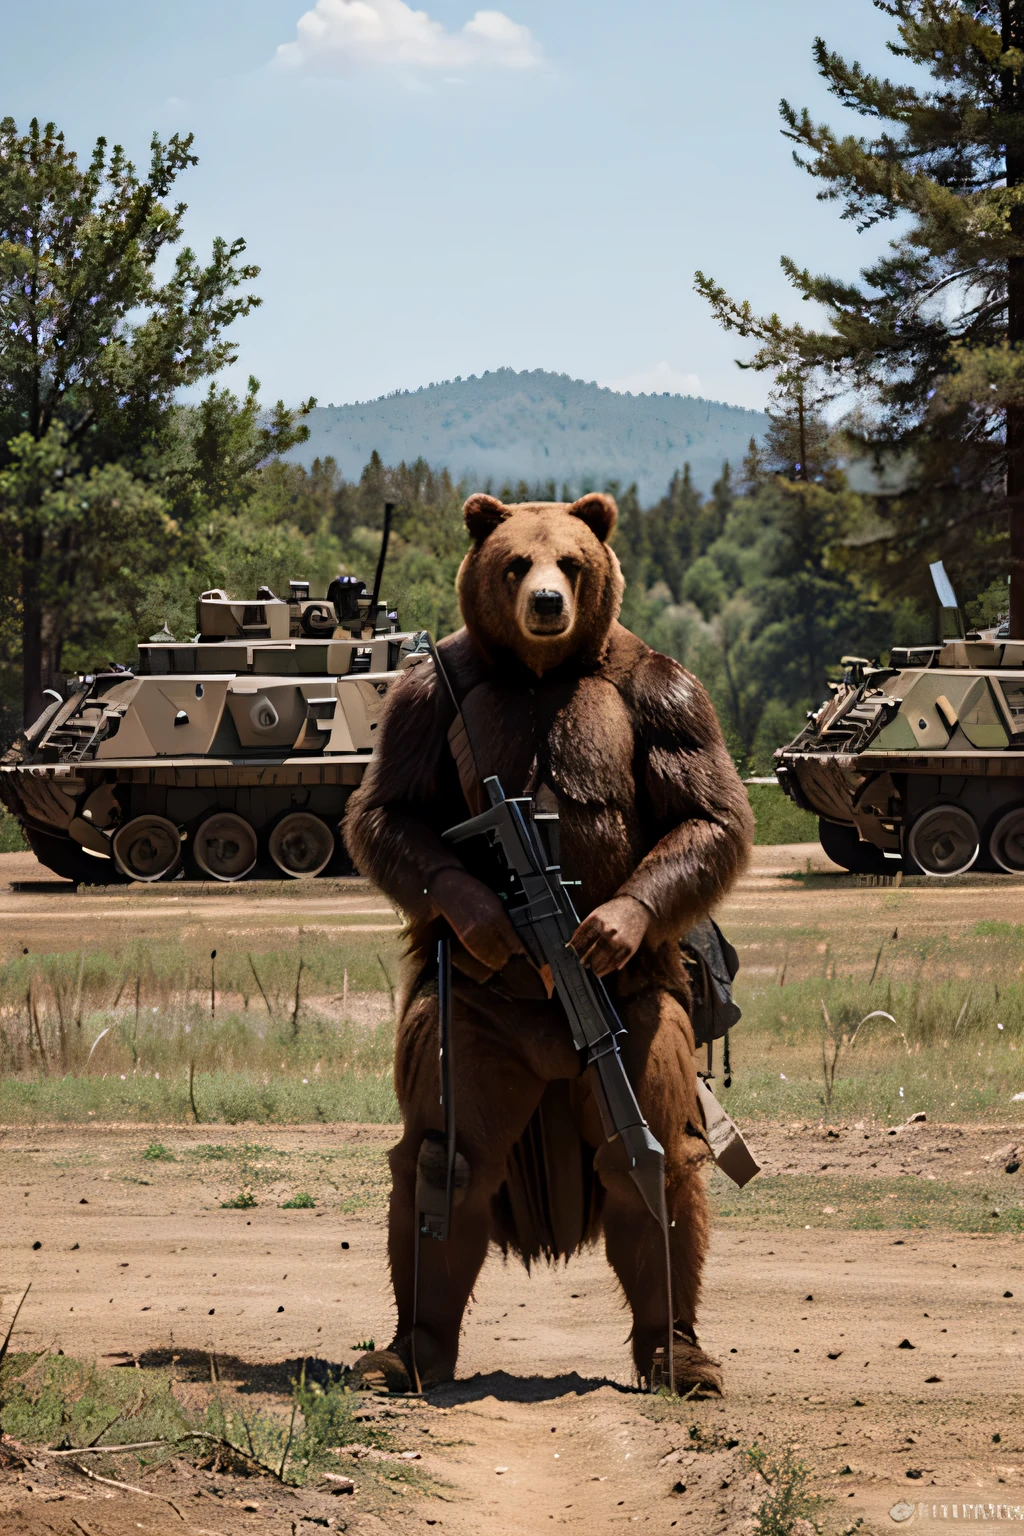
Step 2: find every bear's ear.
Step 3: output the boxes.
[568,492,617,543]
[463,493,508,544]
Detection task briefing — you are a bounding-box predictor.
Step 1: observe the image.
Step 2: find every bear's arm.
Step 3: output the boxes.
[616,651,753,944]
[342,658,468,919]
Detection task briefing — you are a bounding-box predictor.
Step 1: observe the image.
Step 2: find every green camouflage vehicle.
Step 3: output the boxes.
[776,567,1024,877]
[1,511,423,883]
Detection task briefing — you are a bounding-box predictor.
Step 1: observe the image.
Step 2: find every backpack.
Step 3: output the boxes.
[681,917,741,1051]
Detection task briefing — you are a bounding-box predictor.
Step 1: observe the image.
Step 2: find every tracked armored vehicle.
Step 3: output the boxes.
[776,630,1024,877]
[1,514,423,883]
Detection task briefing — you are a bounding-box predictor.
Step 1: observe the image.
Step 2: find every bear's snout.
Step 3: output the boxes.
[521,570,574,637]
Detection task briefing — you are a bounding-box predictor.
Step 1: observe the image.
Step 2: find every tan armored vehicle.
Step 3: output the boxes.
[2,515,424,883]
[776,565,1024,876]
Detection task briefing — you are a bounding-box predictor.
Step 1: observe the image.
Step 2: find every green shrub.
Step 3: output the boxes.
[220,1188,257,1209]
[747,783,818,845]
[0,807,28,852]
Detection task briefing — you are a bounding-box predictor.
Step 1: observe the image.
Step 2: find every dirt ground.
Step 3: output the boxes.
[1,844,1023,1534]
[1,1121,1022,1536]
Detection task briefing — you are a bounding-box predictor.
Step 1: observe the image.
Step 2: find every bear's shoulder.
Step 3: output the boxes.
[436,627,492,703]
[604,623,718,746]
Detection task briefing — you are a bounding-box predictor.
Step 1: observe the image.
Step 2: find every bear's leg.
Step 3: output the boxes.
[386,978,578,1388]
[586,987,721,1393]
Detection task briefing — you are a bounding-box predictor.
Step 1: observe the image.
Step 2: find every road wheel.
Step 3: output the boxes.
[906,804,979,877]
[193,812,257,881]
[817,819,892,874]
[112,816,182,882]
[989,806,1024,872]
[268,812,335,878]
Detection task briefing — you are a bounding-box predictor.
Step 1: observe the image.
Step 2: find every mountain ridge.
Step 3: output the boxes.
[288,367,767,499]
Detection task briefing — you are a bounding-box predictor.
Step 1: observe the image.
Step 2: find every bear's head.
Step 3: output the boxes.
[456,493,623,674]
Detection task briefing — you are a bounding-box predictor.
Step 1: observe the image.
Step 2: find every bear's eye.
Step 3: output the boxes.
[505,557,531,583]
[558,557,582,581]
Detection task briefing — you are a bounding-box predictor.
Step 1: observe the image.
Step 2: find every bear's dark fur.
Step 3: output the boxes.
[344,492,753,1391]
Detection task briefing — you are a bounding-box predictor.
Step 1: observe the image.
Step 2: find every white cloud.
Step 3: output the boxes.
[275,0,542,73]
[600,361,703,397]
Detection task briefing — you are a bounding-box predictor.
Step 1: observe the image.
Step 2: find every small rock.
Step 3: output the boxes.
[897,1339,915,1349]
[906,1111,926,1123]
[208,1308,215,1315]
[495,1466,509,1474]
[672,1481,687,1494]
[1004,1291,1014,1299]
[322,1473,355,1494]
[31,1241,41,1251]
[1006,1159,1020,1174]
[277,1305,284,1313]
[925,1376,942,1383]
[805,1294,813,1301]
[70,1243,79,1251]
[827,1350,843,1360]
[79,1198,88,1204]
[341,1241,350,1250]
[399,1450,421,1460]
[906,1469,923,1479]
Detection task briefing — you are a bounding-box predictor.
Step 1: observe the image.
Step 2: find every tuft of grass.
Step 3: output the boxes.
[0,1347,435,1496]
[142,1141,175,1161]
[220,1188,257,1209]
[745,1443,827,1535]
[280,1191,316,1208]
[0,1349,189,1454]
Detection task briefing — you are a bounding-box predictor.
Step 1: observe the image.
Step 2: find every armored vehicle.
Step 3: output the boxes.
[1,512,424,883]
[776,627,1024,878]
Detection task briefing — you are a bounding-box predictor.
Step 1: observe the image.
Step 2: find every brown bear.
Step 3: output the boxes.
[344,490,753,1392]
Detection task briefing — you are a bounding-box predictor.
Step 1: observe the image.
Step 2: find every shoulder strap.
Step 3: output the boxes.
[427,636,488,816]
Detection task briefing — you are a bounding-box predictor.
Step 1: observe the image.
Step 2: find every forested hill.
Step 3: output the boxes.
[290,369,767,499]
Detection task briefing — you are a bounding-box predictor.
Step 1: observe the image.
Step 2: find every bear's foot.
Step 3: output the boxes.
[634,1324,723,1397]
[663,1338,724,1398]
[348,1348,413,1394]
[352,1330,458,1393]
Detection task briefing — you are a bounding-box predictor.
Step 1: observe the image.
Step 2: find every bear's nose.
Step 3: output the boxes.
[531,589,563,616]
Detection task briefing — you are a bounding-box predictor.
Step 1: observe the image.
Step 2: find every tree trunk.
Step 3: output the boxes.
[1005,3,1024,634]
[21,529,44,728]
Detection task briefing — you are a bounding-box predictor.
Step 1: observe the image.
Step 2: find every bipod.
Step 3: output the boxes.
[410,938,460,1394]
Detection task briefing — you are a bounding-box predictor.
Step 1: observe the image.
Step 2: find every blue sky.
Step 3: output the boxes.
[1,1,907,411]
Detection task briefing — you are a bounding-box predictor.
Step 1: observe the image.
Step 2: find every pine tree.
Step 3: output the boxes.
[0,117,262,722]
[646,464,704,600]
[695,1,1024,629]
